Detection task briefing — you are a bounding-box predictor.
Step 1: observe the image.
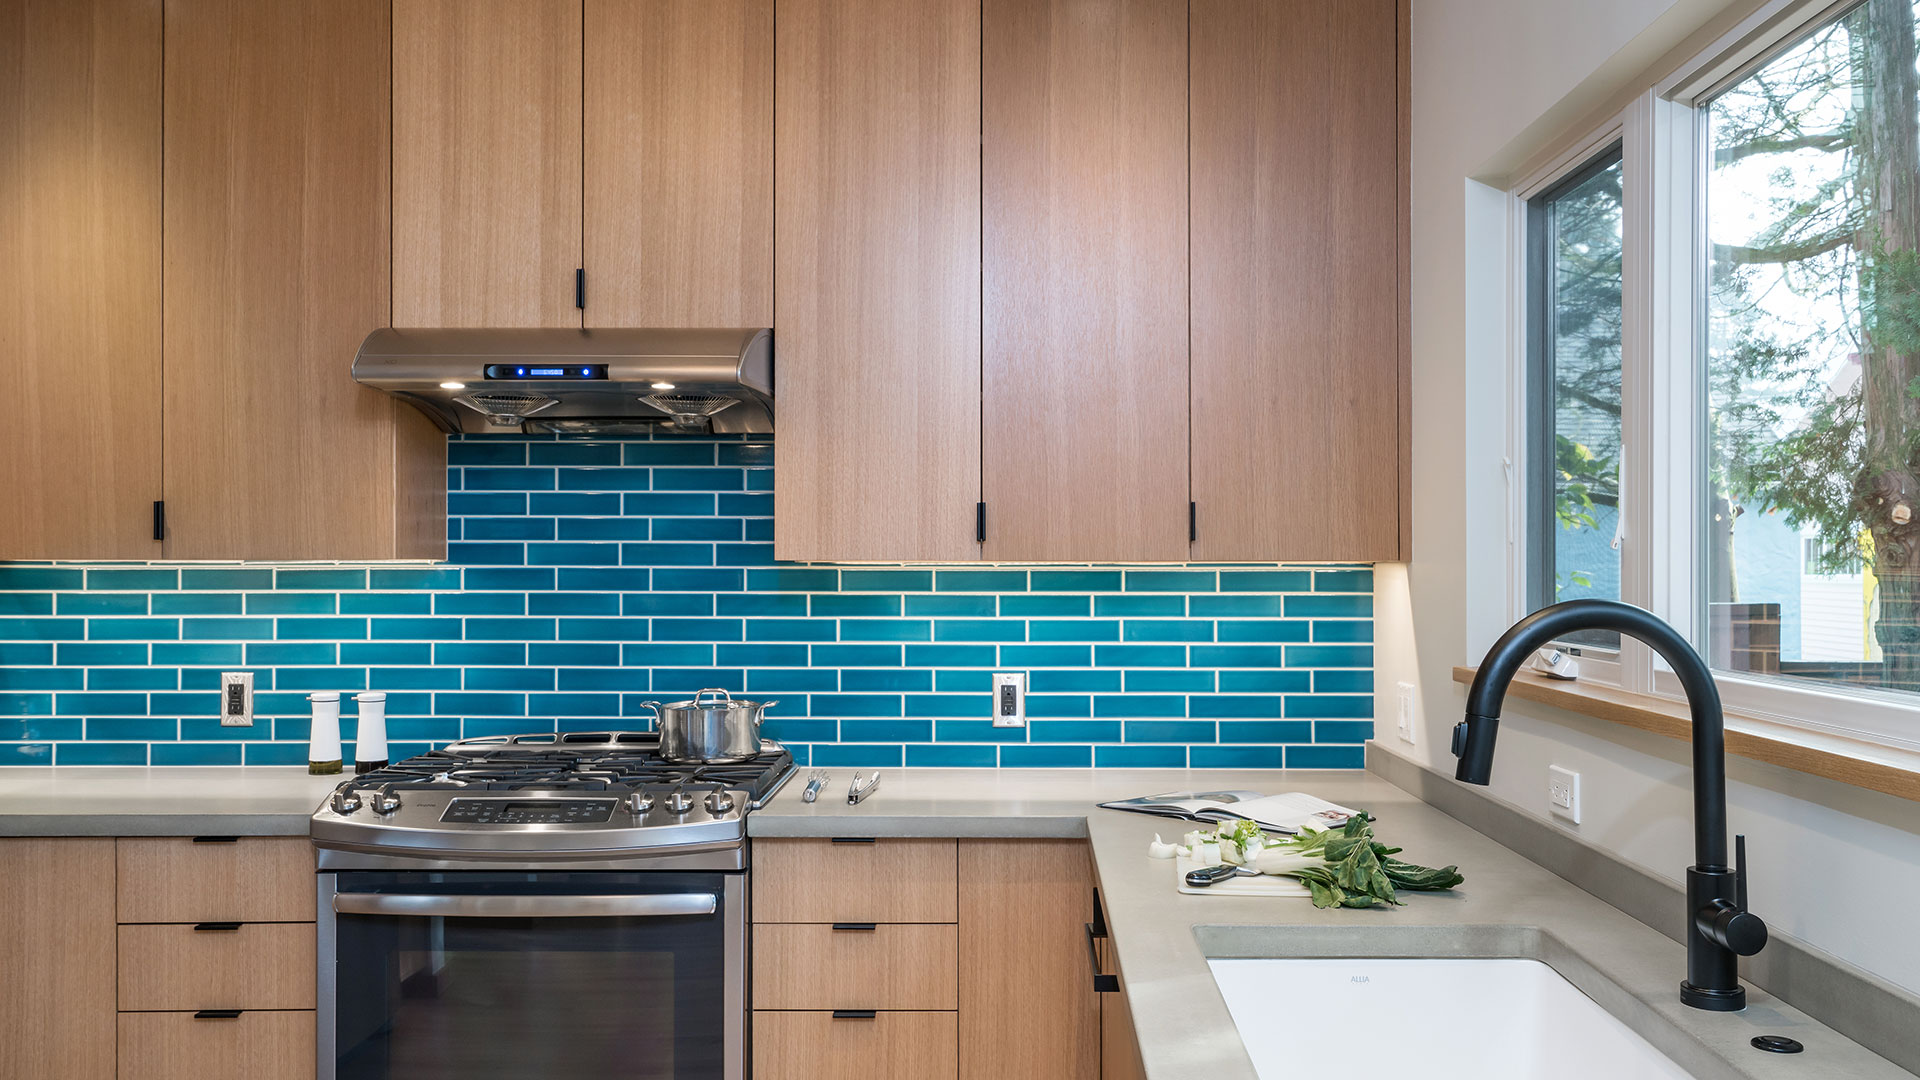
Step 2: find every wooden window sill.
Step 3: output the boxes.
[1450,666,1920,803]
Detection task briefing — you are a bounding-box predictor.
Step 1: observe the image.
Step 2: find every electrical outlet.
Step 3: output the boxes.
[1395,681,1417,745]
[220,671,254,728]
[1548,764,1581,824]
[991,672,1026,728]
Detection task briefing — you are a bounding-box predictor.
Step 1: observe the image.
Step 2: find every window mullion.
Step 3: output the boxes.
[1620,89,1703,695]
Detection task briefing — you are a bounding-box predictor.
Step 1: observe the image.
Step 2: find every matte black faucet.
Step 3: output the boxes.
[1452,598,1768,1011]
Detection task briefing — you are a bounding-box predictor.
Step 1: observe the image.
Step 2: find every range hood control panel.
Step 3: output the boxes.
[484,364,608,380]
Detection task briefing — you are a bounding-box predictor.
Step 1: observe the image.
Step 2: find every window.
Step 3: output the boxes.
[1528,147,1625,649]
[1704,0,1920,696]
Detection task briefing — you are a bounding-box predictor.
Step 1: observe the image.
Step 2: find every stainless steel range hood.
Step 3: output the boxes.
[352,327,772,434]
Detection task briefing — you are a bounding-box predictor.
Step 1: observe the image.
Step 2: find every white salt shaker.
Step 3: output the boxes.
[306,692,342,775]
[354,691,389,773]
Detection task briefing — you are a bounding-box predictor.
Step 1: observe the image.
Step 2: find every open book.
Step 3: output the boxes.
[1097,790,1361,835]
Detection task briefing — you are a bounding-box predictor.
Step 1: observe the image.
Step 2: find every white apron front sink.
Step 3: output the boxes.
[1208,957,1696,1079]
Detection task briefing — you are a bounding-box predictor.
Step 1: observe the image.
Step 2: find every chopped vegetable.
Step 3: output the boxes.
[1185,812,1463,909]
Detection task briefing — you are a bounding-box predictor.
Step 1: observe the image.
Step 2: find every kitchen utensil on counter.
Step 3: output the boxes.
[1173,852,1311,897]
[801,770,828,803]
[307,692,343,775]
[640,688,778,763]
[353,692,388,773]
[1185,864,1261,888]
[847,770,881,805]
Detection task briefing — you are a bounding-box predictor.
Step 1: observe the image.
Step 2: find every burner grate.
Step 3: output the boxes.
[340,735,793,803]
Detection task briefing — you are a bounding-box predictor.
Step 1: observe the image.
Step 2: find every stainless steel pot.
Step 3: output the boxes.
[640,688,777,763]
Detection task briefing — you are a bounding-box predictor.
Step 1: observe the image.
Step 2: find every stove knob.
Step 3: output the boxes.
[704,789,736,815]
[370,791,402,815]
[330,790,362,815]
[626,791,655,814]
[663,789,694,814]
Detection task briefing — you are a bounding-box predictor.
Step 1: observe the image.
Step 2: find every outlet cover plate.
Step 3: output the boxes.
[992,672,1026,728]
[1548,764,1581,824]
[220,671,254,728]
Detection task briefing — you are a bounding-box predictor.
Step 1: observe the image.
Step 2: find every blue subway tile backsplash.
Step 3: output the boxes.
[0,434,1375,767]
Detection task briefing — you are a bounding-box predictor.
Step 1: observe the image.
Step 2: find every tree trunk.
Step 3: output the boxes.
[1855,0,1920,688]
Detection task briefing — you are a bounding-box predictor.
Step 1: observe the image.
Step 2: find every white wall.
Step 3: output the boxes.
[1379,0,1920,995]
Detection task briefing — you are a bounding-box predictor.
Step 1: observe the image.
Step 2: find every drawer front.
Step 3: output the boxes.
[752,1011,956,1080]
[116,837,313,923]
[754,922,956,1010]
[752,839,956,923]
[118,923,314,1011]
[117,1010,313,1080]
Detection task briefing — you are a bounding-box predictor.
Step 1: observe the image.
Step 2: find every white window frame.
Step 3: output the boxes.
[1511,0,1920,754]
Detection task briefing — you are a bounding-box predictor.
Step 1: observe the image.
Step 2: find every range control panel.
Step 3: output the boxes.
[439,799,617,825]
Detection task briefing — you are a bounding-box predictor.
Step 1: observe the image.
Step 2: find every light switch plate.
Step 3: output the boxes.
[1548,764,1581,824]
[991,672,1026,728]
[1395,681,1416,745]
[220,671,254,727]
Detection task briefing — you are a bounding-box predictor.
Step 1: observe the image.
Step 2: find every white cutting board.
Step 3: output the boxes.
[1174,853,1311,897]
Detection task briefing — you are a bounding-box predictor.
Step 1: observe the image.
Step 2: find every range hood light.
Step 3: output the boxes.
[651,381,676,390]
[439,381,467,390]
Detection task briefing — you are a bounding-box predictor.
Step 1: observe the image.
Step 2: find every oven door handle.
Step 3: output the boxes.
[332,892,718,919]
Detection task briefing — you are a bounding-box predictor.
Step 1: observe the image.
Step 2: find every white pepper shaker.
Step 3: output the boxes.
[306,692,342,775]
[354,691,388,774]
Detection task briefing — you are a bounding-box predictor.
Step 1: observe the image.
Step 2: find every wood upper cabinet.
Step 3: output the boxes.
[981,0,1188,562]
[0,0,161,560]
[773,0,983,563]
[393,0,583,328]
[1189,0,1405,561]
[0,838,117,1080]
[585,0,772,327]
[161,0,443,560]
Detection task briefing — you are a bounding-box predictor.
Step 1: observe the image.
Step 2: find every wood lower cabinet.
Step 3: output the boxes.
[117,923,314,1012]
[1099,987,1147,1080]
[0,0,162,561]
[753,1011,959,1080]
[117,1011,312,1080]
[753,837,1102,1079]
[115,836,315,923]
[0,838,118,1080]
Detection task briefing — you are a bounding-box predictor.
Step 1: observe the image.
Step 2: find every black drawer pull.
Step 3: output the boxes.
[190,836,239,844]
[192,922,242,932]
[831,923,877,931]
[193,1010,243,1020]
[1085,922,1118,994]
[831,1010,877,1020]
[829,837,877,844]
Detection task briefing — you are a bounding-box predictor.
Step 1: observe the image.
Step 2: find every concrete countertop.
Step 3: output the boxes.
[4,763,1911,1077]
[756,766,1913,1080]
[0,767,340,835]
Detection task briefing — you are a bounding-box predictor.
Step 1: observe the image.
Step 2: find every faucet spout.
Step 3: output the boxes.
[1455,598,1765,1010]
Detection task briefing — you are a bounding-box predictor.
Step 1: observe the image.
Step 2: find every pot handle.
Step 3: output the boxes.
[694,688,733,704]
[638,700,662,732]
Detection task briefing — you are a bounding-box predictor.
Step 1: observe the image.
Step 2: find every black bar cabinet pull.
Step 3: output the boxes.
[192,922,242,932]
[975,501,986,543]
[829,837,876,845]
[193,1010,243,1020]
[575,268,587,309]
[1189,501,1197,542]
[831,1010,877,1020]
[831,922,877,932]
[1084,922,1119,994]
[190,836,239,844]
[152,501,165,541]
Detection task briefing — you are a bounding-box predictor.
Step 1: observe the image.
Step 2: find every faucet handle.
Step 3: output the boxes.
[1698,833,1767,957]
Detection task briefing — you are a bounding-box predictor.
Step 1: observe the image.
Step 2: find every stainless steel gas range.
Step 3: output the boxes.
[310,732,795,1080]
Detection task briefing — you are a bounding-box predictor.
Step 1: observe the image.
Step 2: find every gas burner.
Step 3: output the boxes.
[339,732,793,803]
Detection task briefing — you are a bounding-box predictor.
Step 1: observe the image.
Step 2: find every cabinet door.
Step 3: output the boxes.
[585,0,772,327]
[1190,0,1402,560]
[982,0,1188,562]
[0,0,161,560]
[162,0,443,561]
[393,0,582,328]
[0,838,116,1080]
[773,0,982,562]
[959,840,1098,1079]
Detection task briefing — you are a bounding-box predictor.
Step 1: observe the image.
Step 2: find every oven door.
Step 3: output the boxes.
[320,871,744,1080]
